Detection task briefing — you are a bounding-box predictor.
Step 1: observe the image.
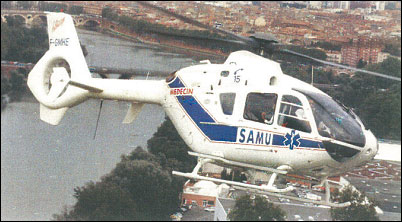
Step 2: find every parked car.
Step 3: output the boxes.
[204,207,215,212]
[170,212,183,220]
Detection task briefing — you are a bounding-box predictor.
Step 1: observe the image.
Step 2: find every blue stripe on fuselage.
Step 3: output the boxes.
[272,134,323,148]
[168,77,185,88]
[177,95,237,142]
[169,77,323,148]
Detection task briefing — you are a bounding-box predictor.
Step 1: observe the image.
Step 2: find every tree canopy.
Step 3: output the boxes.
[147,117,196,173]
[52,116,195,221]
[327,57,401,140]
[330,185,380,221]
[38,2,67,12]
[1,21,48,63]
[228,194,286,221]
[52,147,183,221]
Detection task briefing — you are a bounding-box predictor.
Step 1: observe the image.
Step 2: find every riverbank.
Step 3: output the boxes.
[97,27,227,62]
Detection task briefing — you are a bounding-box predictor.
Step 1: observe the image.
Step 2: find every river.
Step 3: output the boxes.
[1,28,210,221]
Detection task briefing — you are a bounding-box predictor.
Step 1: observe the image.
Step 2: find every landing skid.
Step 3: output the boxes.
[233,185,351,208]
[172,152,351,208]
[173,171,293,193]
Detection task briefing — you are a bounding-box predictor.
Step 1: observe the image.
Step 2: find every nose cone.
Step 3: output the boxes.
[360,130,378,161]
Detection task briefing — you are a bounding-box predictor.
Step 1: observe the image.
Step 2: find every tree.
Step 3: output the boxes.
[356,59,367,68]
[147,117,196,173]
[17,1,33,10]
[103,159,180,220]
[53,148,183,221]
[1,78,11,96]
[1,1,11,9]
[69,5,84,15]
[4,16,24,27]
[311,41,341,51]
[39,2,67,12]
[360,85,401,139]
[102,7,118,21]
[1,22,10,60]
[382,38,401,57]
[228,194,286,221]
[2,20,47,63]
[8,70,25,101]
[326,57,401,140]
[68,181,139,221]
[330,185,379,221]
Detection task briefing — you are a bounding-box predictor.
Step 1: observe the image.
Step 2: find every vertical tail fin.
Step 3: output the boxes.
[27,13,93,125]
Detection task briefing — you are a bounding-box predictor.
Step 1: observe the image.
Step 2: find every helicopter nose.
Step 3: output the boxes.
[362,130,378,161]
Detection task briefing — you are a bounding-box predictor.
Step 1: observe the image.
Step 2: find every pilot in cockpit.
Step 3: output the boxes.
[261,108,275,124]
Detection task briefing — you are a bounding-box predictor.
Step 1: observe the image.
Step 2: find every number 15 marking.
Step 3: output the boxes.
[234,68,243,83]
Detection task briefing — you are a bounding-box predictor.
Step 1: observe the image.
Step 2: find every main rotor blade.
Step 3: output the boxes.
[280,49,401,81]
[91,66,172,78]
[150,30,249,47]
[136,1,255,45]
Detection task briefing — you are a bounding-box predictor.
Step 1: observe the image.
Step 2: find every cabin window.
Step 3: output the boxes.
[244,93,278,124]
[278,95,311,133]
[220,93,236,115]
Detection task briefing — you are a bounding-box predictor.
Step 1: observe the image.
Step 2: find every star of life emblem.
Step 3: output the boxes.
[284,129,301,150]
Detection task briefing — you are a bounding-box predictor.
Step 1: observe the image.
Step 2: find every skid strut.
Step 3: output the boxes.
[173,157,293,193]
[173,154,351,208]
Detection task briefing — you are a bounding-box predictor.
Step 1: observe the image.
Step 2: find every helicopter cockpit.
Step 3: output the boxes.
[300,90,366,147]
[218,88,366,163]
[299,89,366,162]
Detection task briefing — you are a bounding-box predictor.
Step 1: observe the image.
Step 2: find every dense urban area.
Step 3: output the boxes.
[1,1,401,221]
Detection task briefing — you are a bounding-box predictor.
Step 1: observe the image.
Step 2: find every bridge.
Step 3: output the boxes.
[1,9,102,28]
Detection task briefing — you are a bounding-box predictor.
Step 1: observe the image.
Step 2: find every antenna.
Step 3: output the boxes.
[311,65,314,85]
[93,100,103,140]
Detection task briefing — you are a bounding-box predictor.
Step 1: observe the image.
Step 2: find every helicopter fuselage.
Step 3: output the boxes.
[159,51,378,179]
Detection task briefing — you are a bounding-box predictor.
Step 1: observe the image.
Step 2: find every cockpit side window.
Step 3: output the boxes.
[278,95,311,133]
[244,93,277,124]
[220,93,236,115]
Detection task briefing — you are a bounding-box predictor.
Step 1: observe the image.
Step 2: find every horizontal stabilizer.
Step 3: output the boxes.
[123,102,144,124]
[40,104,68,125]
[69,80,103,93]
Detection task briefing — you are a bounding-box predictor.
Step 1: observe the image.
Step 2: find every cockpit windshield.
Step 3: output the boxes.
[297,90,365,147]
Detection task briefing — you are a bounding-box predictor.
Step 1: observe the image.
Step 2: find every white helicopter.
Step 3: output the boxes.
[27,13,400,208]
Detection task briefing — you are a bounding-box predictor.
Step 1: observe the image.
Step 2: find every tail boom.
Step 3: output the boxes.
[27,12,166,125]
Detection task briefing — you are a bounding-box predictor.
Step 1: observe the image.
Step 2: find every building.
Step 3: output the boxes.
[83,5,102,15]
[341,37,383,67]
[308,1,322,9]
[214,198,236,221]
[340,1,350,10]
[326,51,342,63]
[181,180,230,208]
[376,1,386,10]
[377,52,390,63]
